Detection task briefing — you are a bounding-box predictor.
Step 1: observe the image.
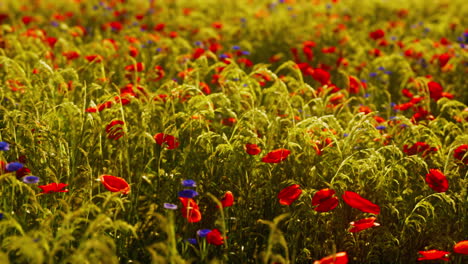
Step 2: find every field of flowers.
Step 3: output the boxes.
[0,0,467,263]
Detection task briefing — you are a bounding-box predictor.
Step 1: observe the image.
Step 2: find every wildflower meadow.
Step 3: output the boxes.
[0,0,467,263]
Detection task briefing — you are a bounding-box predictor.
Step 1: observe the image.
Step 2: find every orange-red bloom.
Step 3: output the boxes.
[262,149,290,163]
[425,169,449,193]
[417,250,450,261]
[99,175,130,195]
[154,133,180,149]
[313,252,348,264]
[105,120,125,140]
[349,217,380,232]
[454,144,468,164]
[246,143,262,155]
[206,229,224,245]
[220,191,234,208]
[312,188,339,212]
[38,183,69,194]
[342,191,380,214]
[454,240,468,255]
[124,62,144,72]
[278,184,302,206]
[179,197,202,223]
[403,142,437,157]
[369,29,385,40]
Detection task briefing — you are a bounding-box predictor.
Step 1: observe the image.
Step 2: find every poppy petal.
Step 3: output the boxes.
[313,252,348,264]
[342,191,380,214]
[100,175,130,195]
[454,240,468,255]
[278,184,302,205]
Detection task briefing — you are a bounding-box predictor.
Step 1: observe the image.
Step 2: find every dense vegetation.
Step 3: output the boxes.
[0,0,467,263]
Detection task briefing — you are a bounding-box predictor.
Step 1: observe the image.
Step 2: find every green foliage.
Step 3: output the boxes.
[0,0,467,263]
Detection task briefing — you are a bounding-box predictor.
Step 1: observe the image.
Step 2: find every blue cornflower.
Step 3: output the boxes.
[376,125,386,130]
[241,50,250,55]
[378,66,385,71]
[384,71,392,75]
[22,176,40,184]
[232,45,241,50]
[0,142,9,151]
[186,238,197,245]
[0,213,3,220]
[194,41,203,46]
[182,179,196,187]
[6,162,23,172]
[219,54,229,59]
[343,133,349,137]
[400,124,408,128]
[369,72,378,77]
[197,229,211,237]
[50,21,59,27]
[163,203,178,210]
[178,189,199,198]
[364,93,371,98]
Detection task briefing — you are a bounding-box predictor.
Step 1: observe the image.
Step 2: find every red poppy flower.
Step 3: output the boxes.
[403,142,437,157]
[0,160,6,174]
[154,133,180,149]
[179,197,202,223]
[349,217,380,232]
[220,191,234,208]
[312,188,339,212]
[347,76,361,94]
[246,143,262,155]
[425,169,449,192]
[85,54,103,63]
[369,29,385,40]
[128,45,138,57]
[311,68,331,85]
[313,252,348,264]
[45,37,58,48]
[124,62,144,72]
[278,184,302,206]
[148,66,165,82]
[99,175,130,195]
[302,41,315,61]
[342,191,380,214]
[206,229,224,245]
[221,117,237,126]
[15,167,31,178]
[62,51,80,61]
[38,183,69,194]
[105,120,125,140]
[438,53,451,68]
[428,81,443,101]
[453,144,468,164]
[454,240,468,255]
[417,250,450,261]
[262,149,291,163]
